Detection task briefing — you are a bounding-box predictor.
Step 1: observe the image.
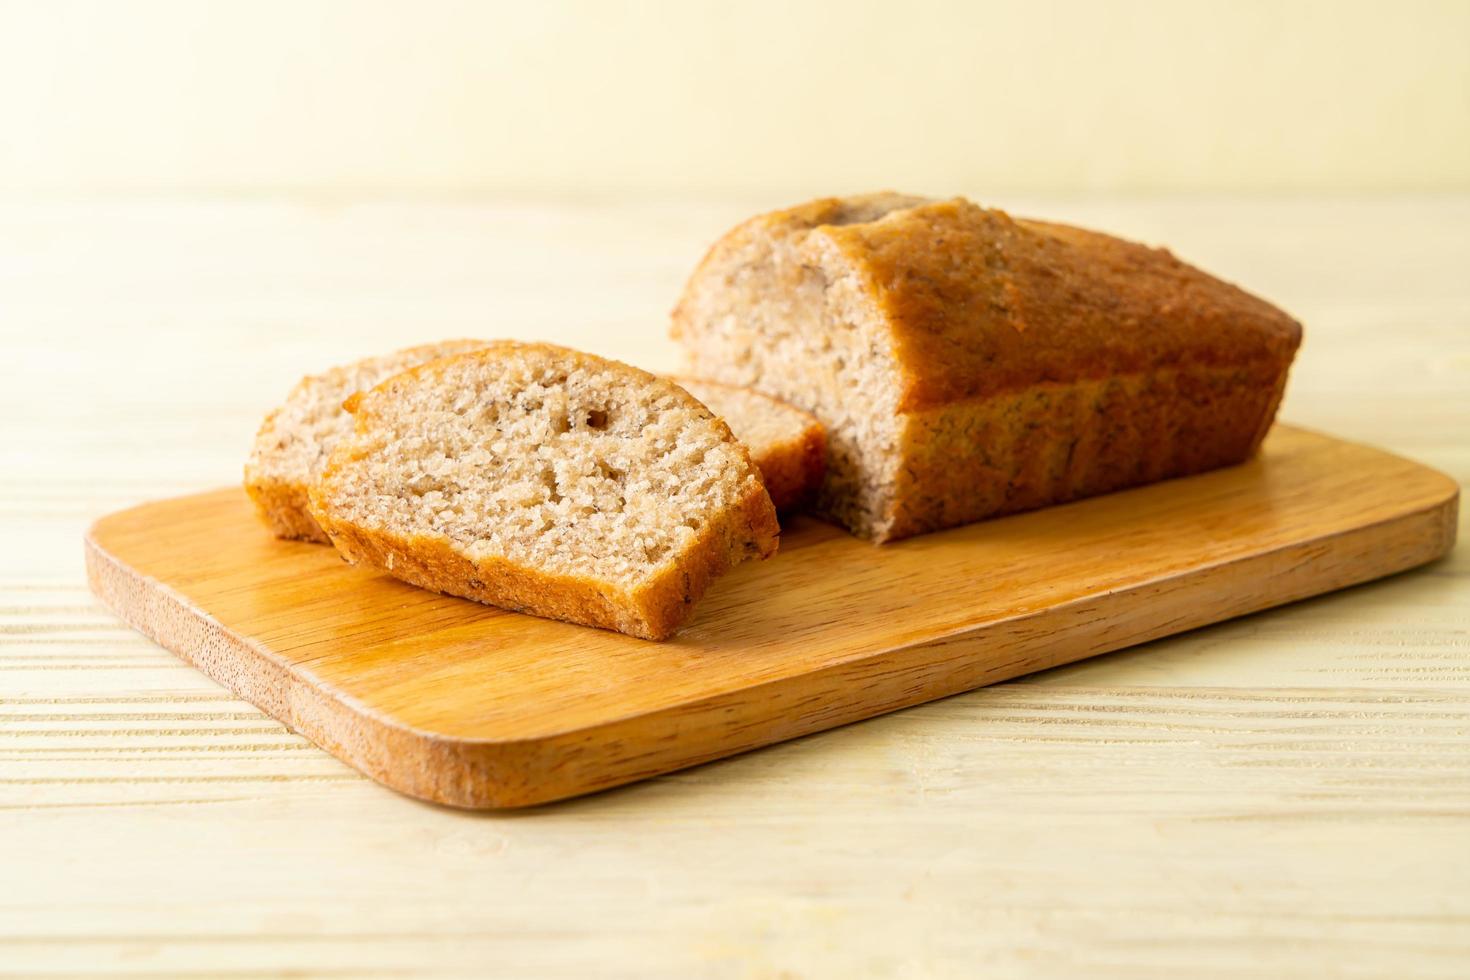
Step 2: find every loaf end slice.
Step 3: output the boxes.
[308,342,779,641]
[674,378,826,512]
[245,339,489,542]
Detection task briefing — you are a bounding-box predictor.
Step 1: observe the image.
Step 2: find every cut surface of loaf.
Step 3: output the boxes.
[308,342,780,641]
[245,339,488,542]
[674,378,826,512]
[672,193,1303,542]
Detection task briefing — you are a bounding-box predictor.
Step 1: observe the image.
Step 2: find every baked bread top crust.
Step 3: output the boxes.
[678,193,1302,413]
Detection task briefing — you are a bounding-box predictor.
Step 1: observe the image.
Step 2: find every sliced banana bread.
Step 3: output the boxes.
[675,378,826,512]
[308,342,779,640]
[245,339,488,542]
[672,193,1302,542]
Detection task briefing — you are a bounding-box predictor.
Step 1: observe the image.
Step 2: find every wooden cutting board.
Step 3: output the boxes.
[85,426,1458,809]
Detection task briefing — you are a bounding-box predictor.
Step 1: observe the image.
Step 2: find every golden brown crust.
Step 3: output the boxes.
[243,395,332,542]
[308,342,780,641]
[308,484,776,641]
[853,202,1301,539]
[671,192,1303,542]
[243,475,330,543]
[882,362,1287,541]
[813,198,1302,412]
[755,424,826,514]
[630,481,780,638]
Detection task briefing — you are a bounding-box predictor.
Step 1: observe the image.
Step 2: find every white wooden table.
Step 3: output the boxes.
[3,197,1467,977]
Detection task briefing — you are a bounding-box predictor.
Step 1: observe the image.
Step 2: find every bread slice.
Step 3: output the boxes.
[308,342,780,640]
[672,193,1302,542]
[674,378,826,512]
[245,339,488,542]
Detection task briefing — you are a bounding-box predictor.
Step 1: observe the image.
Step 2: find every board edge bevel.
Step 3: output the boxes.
[83,456,1459,810]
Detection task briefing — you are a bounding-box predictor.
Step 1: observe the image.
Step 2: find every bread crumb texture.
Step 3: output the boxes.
[245,339,489,541]
[672,192,1302,542]
[309,342,778,640]
[674,377,826,512]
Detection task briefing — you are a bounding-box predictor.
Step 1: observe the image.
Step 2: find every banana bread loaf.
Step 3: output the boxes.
[672,193,1302,542]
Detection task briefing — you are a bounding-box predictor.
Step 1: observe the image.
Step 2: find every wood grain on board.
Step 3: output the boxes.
[84,425,1458,808]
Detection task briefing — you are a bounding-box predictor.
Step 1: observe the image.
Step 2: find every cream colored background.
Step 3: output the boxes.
[1,0,1466,198]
